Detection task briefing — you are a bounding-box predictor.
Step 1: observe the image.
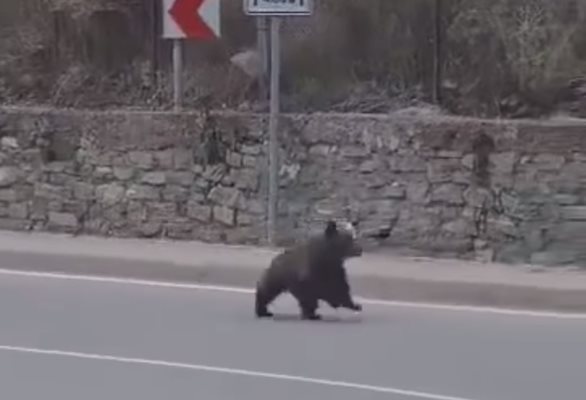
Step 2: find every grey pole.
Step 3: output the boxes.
[267,16,281,246]
[256,17,269,102]
[173,39,183,111]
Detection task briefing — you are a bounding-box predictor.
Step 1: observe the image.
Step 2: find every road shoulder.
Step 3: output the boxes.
[1,230,586,312]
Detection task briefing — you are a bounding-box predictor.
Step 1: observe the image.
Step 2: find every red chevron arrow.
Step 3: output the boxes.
[169,0,216,39]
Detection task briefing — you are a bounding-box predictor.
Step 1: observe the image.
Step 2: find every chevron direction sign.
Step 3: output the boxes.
[162,0,221,40]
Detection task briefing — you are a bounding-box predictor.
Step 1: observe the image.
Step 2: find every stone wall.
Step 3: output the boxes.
[0,107,268,244]
[275,111,586,267]
[1,106,586,267]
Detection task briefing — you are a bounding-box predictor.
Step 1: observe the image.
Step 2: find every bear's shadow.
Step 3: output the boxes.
[262,313,363,324]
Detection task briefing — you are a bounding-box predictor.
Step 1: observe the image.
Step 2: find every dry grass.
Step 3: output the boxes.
[0,0,584,117]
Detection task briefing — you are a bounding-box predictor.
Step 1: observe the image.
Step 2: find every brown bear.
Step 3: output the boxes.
[255,220,363,320]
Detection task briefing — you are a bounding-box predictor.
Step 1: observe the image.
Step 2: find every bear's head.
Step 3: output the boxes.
[323,220,363,259]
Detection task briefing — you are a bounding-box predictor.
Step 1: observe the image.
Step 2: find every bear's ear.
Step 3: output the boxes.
[325,220,338,238]
[341,221,357,239]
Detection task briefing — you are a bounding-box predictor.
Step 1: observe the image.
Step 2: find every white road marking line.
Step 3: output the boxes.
[0,268,253,292]
[0,268,585,320]
[0,345,476,400]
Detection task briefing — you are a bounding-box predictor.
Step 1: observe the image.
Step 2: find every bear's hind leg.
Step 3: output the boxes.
[300,300,321,320]
[255,283,284,318]
[290,283,321,320]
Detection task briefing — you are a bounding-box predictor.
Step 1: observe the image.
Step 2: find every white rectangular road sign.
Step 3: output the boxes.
[244,0,313,16]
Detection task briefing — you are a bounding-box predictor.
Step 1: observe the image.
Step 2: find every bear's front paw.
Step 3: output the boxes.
[256,309,274,318]
[325,300,342,309]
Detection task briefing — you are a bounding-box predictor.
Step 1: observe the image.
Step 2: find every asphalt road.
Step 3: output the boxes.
[0,272,585,400]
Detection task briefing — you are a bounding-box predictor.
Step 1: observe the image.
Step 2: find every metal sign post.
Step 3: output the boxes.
[173,39,184,111]
[162,0,221,110]
[243,0,313,246]
[256,17,269,102]
[267,16,280,246]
